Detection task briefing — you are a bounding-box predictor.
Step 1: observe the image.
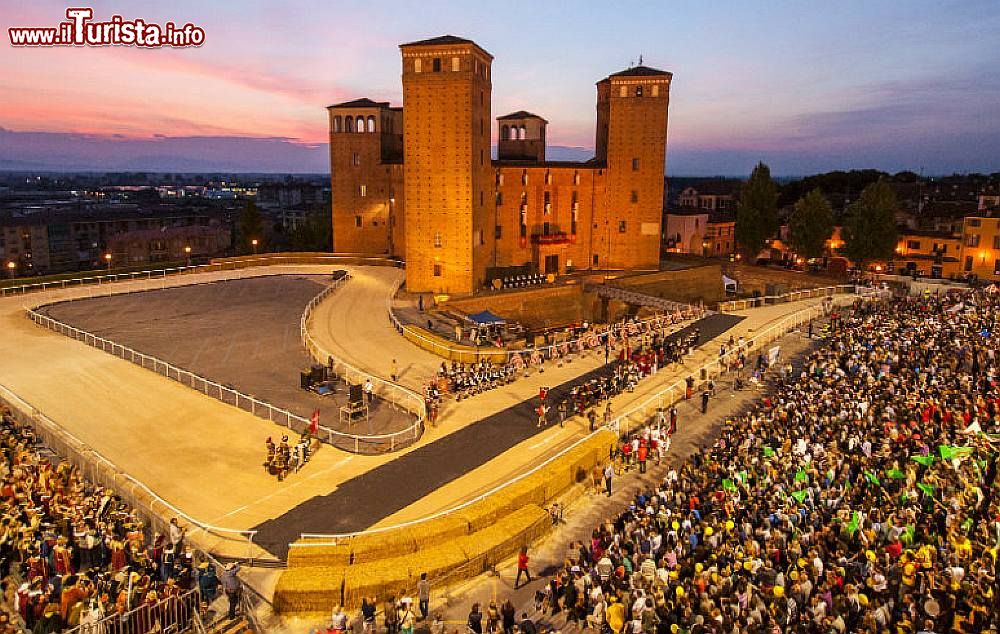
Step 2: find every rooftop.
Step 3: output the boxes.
[400,35,474,47]
[497,111,547,122]
[608,65,672,79]
[327,97,391,109]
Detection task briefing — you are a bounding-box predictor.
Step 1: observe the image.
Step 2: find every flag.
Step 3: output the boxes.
[736,471,748,483]
[917,482,935,497]
[865,471,881,486]
[902,524,915,546]
[961,517,974,532]
[722,479,737,493]
[763,447,775,458]
[795,470,808,483]
[911,455,934,467]
[310,408,320,435]
[791,490,808,503]
[938,445,973,460]
[847,511,860,536]
[886,468,905,480]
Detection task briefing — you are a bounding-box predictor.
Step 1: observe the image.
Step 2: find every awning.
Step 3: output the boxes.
[466,310,507,325]
[722,275,738,290]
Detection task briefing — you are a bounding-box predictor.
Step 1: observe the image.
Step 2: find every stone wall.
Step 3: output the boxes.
[724,264,843,295]
[445,283,586,329]
[609,264,725,305]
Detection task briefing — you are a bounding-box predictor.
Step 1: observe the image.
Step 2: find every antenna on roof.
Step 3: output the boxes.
[639,54,643,66]
[629,58,634,69]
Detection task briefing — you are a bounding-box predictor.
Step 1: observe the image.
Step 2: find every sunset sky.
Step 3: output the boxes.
[2,0,999,175]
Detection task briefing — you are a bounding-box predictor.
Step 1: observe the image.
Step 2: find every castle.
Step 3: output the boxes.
[328,35,671,295]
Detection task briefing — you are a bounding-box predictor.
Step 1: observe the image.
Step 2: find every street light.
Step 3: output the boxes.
[251,238,258,255]
[5,261,15,279]
[104,253,112,271]
[184,245,192,267]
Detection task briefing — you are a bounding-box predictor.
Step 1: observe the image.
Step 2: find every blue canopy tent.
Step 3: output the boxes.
[466,310,507,325]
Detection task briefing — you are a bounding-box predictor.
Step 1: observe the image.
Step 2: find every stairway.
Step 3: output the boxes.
[207,616,253,634]
[584,283,710,315]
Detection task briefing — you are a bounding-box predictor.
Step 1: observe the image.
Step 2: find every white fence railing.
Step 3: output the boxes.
[386,283,707,365]
[299,274,425,453]
[292,287,886,543]
[23,270,422,455]
[717,284,858,312]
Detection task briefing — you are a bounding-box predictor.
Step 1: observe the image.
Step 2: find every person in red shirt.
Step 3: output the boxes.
[637,442,648,473]
[514,548,531,589]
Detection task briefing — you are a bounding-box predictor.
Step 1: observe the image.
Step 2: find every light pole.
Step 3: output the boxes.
[104,253,112,271]
[5,261,15,279]
[184,245,192,267]
[874,264,882,287]
[251,238,258,255]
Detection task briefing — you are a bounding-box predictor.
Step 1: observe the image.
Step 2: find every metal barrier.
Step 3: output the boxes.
[717,284,858,312]
[61,588,201,634]
[20,265,423,455]
[385,280,707,364]
[293,287,884,544]
[299,275,426,453]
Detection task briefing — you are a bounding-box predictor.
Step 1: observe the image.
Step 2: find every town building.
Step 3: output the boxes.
[329,36,672,294]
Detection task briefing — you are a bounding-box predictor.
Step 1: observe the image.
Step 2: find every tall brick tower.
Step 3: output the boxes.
[400,36,495,295]
[595,66,671,270]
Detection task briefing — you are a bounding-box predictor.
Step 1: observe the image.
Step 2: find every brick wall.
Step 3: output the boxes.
[445,284,585,329]
[609,264,725,304]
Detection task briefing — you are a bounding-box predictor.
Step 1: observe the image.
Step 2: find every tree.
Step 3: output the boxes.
[289,206,332,252]
[840,180,898,270]
[787,189,835,260]
[237,201,265,254]
[735,162,779,259]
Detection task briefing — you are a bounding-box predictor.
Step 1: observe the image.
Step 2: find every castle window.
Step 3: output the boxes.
[452,56,460,71]
[480,191,484,206]
[360,185,367,197]
[635,86,643,97]
[593,254,599,266]
[632,158,640,171]
[630,191,638,203]
[619,221,627,233]
[501,125,508,141]
[433,58,441,72]
[497,173,504,186]
[434,232,442,248]
[433,264,442,277]
[352,153,360,166]
[495,225,502,239]
[414,58,422,73]
[545,171,552,185]
[345,117,354,133]
[521,170,528,186]
[477,229,484,245]
[333,116,342,133]
[367,116,376,133]
[543,222,550,235]
[354,215,362,227]
[496,192,503,206]
[573,172,580,185]
[519,126,526,140]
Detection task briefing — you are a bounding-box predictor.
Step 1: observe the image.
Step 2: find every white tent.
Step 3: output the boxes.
[723,275,738,292]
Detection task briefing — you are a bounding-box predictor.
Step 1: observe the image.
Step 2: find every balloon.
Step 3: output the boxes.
[704,526,714,537]
[773,586,785,598]
[676,586,684,598]
[695,563,703,573]
[671,521,680,530]
[725,520,735,531]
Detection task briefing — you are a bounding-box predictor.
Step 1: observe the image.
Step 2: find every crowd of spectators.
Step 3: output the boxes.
[0,409,220,633]
[517,289,1000,633]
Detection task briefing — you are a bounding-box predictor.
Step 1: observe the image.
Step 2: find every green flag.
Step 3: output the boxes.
[911,455,934,467]
[961,517,974,532]
[886,468,906,480]
[722,479,737,493]
[847,511,860,536]
[795,470,808,483]
[865,471,881,486]
[737,471,748,483]
[917,482,935,497]
[764,447,775,458]
[902,524,915,546]
[939,445,973,460]
[791,490,808,503]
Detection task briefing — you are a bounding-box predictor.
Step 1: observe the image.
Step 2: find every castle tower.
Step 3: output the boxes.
[497,111,547,162]
[400,35,495,294]
[328,98,404,255]
[595,65,671,270]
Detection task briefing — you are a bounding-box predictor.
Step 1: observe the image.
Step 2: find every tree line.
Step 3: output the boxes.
[735,162,898,269]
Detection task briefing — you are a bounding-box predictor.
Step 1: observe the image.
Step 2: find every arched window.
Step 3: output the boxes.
[333,116,342,133]
[501,125,508,141]
[345,116,354,133]
[519,126,526,140]
[367,116,376,133]
[635,86,643,97]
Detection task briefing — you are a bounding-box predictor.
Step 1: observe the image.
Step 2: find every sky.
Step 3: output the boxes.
[1,0,999,175]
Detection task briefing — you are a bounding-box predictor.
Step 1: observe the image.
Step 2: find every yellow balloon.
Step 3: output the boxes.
[704,526,714,537]
[858,593,868,607]
[676,586,684,598]
[671,521,680,530]
[773,586,785,598]
[695,563,703,573]
[725,520,735,531]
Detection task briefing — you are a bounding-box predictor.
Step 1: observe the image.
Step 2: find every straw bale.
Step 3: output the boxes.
[454,495,511,533]
[342,559,414,609]
[286,542,352,569]
[455,504,550,568]
[409,514,471,549]
[348,530,418,564]
[498,471,549,509]
[273,566,345,615]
